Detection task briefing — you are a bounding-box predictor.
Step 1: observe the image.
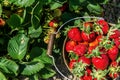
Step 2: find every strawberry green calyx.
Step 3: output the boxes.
[82,21,93,34]
[108,61,120,79]
[109,66,120,74]
[99,36,113,50]
[88,47,101,58]
[116,55,120,62]
[72,61,88,77]
[108,26,120,39]
[109,61,120,72]
[107,26,117,38]
[93,24,103,35]
[63,27,71,36]
[92,69,108,80]
[68,52,79,60]
[82,24,91,34]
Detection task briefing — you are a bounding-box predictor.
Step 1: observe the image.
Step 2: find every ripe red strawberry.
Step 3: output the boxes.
[78,56,91,66]
[107,45,119,61]
[110,29,120,39]
[92,54,109,70]
[108,61,120,79]
[114,37,120,49]
[109,73,120,79]
[85,68,92,76]
[97,19,109,35]
[68,27,82,42]
[82,75,92,80]
[89,39,99,47]
[96,35,103,42]
[69,59,77,69]
[0,18,5,27]
[88,35,102,54]
[65,40,77,52]
[73,44,87,56]
[48,19,58,28]
[81,31,96,42]
[78,41,89,47]
[111,61,118,67]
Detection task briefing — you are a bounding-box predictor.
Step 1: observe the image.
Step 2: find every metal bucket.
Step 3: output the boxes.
[46,16,115,80]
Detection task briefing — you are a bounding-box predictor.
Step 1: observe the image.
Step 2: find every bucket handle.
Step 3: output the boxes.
[47,16,104,80]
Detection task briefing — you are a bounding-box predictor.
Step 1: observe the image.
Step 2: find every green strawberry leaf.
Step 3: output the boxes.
[0,58,19,75]
[9,0,35,7]
[7,14,23,29]
[29,47,43,59]
[31,15,40,29]
[20,61,44,76]
[0,71,7,80]
[33,2,43,15]
[28,26,42,38]
[87,3,103,15]
[83,12,91,21]
[74,19,82,26]
[94,0,109,4]
[8,34,29,60]
[50,2,63,10]
[37,0,52,5]
[29,73,39,80]
[33,48,53,65]
[39,67,56,79]
[69,0,87,11]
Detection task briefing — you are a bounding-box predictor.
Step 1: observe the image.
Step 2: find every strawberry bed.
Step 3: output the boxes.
[1,0,120,80]
[63,18,120,80]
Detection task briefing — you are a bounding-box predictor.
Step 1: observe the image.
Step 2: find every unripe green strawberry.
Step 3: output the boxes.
[44,36,49,44]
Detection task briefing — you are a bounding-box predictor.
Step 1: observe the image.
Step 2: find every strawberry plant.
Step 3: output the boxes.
[64,18,120,80]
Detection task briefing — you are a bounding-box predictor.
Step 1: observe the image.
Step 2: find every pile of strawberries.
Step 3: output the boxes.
[65,19,120,80]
